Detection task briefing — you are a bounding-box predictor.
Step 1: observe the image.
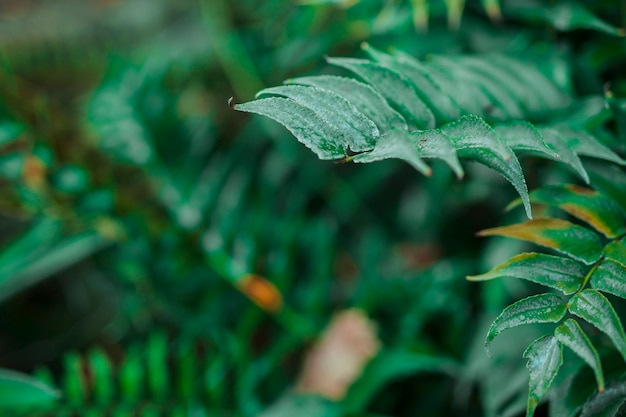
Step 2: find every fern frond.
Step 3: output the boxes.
[234,45,626,219]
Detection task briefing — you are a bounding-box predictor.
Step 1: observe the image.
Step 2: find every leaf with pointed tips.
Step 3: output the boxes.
[287,75,407,132]
[432,55,526,120]
[524,335,563,417]
[327,57,436,129]
[568,289,626,363]
[256,85,378,152]
[540,128,590,183]
[555,127,626,166]
[442,115,531,218]
[486,293,567,351]
[528,185,626,238]
[234,97,347,159]
[353,129,463,177]
[364,45,462,124]
[494,122,559,159]
[555,319,604,392]
[467,252,584,295]
[478,218,604,265]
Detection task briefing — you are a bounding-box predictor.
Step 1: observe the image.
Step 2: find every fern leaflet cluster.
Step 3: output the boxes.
[233,44,625,219]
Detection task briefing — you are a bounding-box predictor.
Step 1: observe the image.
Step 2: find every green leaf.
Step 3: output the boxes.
[441,115,531,218]
[235,97,347,159]
[540,128,590,183]
[353,128,463,178]
[528,185,626,238]
[256,85,379,152]
[486,293,567,351]
[0,368,60,409]
[524,335,563,417]
[287,75,407,131]
[494,122,559,159]
[326,57,436,129]
[580,382,626,417]
[478,218,604,265]
[603,240,626,268]
[555,127,626,166]
[590,260,626,299]
[554,319,604,392]
[364,45,462,124]
[431,55,526,120]
[467,252,584,295]
[568,289,626,363]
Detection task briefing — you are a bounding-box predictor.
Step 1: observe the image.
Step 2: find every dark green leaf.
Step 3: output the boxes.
[494,122,559,159]
[555,127,626,166]
[568,289,626,363]
[327,57,436,129]
[603,240,626,268]
[524,335,563,417]
[590,260,626,299]
[441,115,531,218]
[364,45,462,124]
[353,128,463,178]
[554,319,604,392]
[486,293,567,351]
[467,252,584,294]
[478,218,604,265]
[540,128,590,183]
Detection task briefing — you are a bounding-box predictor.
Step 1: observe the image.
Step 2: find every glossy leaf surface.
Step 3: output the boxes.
[568,289,626,363]
[467,252,584,294]
[555,319,604,392]
[486,293,567,350]
[528,184,626,238]
[478,218,604,265]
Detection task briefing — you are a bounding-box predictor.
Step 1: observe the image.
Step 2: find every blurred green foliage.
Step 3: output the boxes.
[0,0,625,416]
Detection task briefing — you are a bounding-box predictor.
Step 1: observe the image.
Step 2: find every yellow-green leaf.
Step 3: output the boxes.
[478,218,603,265]
[467,252,584,294]
[528,185,626,238]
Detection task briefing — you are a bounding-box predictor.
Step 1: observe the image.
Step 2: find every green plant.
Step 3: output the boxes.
[1,0,626,416]
[230,3,626,415]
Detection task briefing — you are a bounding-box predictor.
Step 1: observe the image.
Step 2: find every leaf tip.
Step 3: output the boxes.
[228,96,236,109]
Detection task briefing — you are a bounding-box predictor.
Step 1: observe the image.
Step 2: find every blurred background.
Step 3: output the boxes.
[0,0,624,416]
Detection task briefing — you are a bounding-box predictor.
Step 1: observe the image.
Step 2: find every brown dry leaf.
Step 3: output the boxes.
[294,309,381,400]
